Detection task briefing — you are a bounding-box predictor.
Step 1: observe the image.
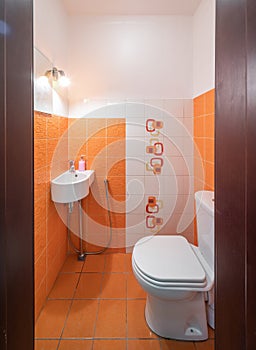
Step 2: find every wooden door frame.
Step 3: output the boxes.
[245,1,256,348]
[215,0,256,349]
[0,0,34,349]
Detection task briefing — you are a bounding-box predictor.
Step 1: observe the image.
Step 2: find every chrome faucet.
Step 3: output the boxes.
[69,160,76,173]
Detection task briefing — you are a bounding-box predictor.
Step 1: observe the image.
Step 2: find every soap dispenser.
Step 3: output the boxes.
[78,155,86,171]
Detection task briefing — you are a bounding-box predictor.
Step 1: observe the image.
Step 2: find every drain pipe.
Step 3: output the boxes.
[78,199,86,261]
[67,178,113,260]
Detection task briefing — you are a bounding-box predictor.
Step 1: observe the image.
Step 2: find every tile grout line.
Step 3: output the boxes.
[91,254,106,349]
[56,260,85,350]
[55,298,74,350]
[37,336,195,340]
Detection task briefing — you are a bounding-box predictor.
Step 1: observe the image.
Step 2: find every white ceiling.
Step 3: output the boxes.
[61,0,202,16]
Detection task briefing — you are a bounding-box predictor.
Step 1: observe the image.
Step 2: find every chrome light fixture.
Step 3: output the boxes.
[44,67,70,87]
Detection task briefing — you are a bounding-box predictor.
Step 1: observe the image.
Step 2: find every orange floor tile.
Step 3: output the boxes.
[128,339,162,350]
[82,254,105,272]
[35,299,71,338]
[34,340,59,350]
[104,253,126,272]
[74,273,102,298]
[62,299,99,338]
[35,253,215,350]
[60,254,84,273]
[195,339,215,350]
[58,340,92,350]
[48,273,79,299]
[161,339,196,350]
[127,272,147,299]
[95,299,126,338]
[93,339,126,350]
[101,273,126,298]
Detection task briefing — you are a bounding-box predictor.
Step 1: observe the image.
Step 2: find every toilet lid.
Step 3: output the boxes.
[133,236,206,284]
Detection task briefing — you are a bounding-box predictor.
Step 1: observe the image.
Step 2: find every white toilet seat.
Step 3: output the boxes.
[133,235,213,292]
[133,235,205,283]
[133,258,207,289]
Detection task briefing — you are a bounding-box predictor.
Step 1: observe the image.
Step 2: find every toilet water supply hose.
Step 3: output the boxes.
[67,178,113,257]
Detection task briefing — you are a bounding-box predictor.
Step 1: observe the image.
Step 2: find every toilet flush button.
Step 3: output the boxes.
[184,327,202,337]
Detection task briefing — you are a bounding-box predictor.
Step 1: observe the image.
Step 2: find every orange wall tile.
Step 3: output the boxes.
[193,89,215,191]
[34,111,68,320]
[193,89,215,243]
[68,118,126,254]
[35,114,126,318]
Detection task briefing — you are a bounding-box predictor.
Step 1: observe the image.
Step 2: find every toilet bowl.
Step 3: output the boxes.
[132,190,214,341]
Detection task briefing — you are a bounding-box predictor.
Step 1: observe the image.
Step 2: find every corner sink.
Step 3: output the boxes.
[51,170,95,203]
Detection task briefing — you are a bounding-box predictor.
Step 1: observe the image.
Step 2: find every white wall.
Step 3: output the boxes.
[34,0,70,116]
[34,0,68,70]
[34,1,216,105]
[67,16,193,107]
[193,0,215,97]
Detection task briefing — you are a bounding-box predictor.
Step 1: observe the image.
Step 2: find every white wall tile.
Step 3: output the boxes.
[145,99,164,109]
[126,139,146,158]
[182,194,195,215]
[163,175,179,195]
[145,103,164,119]
[144,175,164,195]
[126,213,145,228]
[183,117,194,135]
[164,136,183,157]
[126,159,145,176]
[183,156,194,176]
[176,212,195,234]
[164,118,187,137]
[126,195,145,214]
[163,99,184,118]
[182,137,194,156]
[159,195,178,216]
[126,118,145,138]
[160,156,176,176]
[84,103,109,118]
[181,176,194,194]
[158,213,180,235]
[170,157,186,176]
[183,99,193,117]
[126,103,145,119]
[126,176,145,195]
[108,102,126,118]
[126,231,146,249]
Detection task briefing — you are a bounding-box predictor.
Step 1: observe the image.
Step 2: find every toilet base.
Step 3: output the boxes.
[145,292,208,341]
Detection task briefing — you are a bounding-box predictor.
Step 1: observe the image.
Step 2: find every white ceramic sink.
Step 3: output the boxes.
[51,170,95,203]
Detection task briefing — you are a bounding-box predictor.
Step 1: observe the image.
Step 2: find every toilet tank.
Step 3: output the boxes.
[195,191,214,271]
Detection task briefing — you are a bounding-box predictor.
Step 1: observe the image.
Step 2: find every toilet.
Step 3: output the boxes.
[132,190,214,341]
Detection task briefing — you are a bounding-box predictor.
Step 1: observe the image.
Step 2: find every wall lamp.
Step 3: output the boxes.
[44,67,70,87]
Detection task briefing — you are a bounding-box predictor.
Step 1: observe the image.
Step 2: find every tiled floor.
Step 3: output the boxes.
[35,253,215,350]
